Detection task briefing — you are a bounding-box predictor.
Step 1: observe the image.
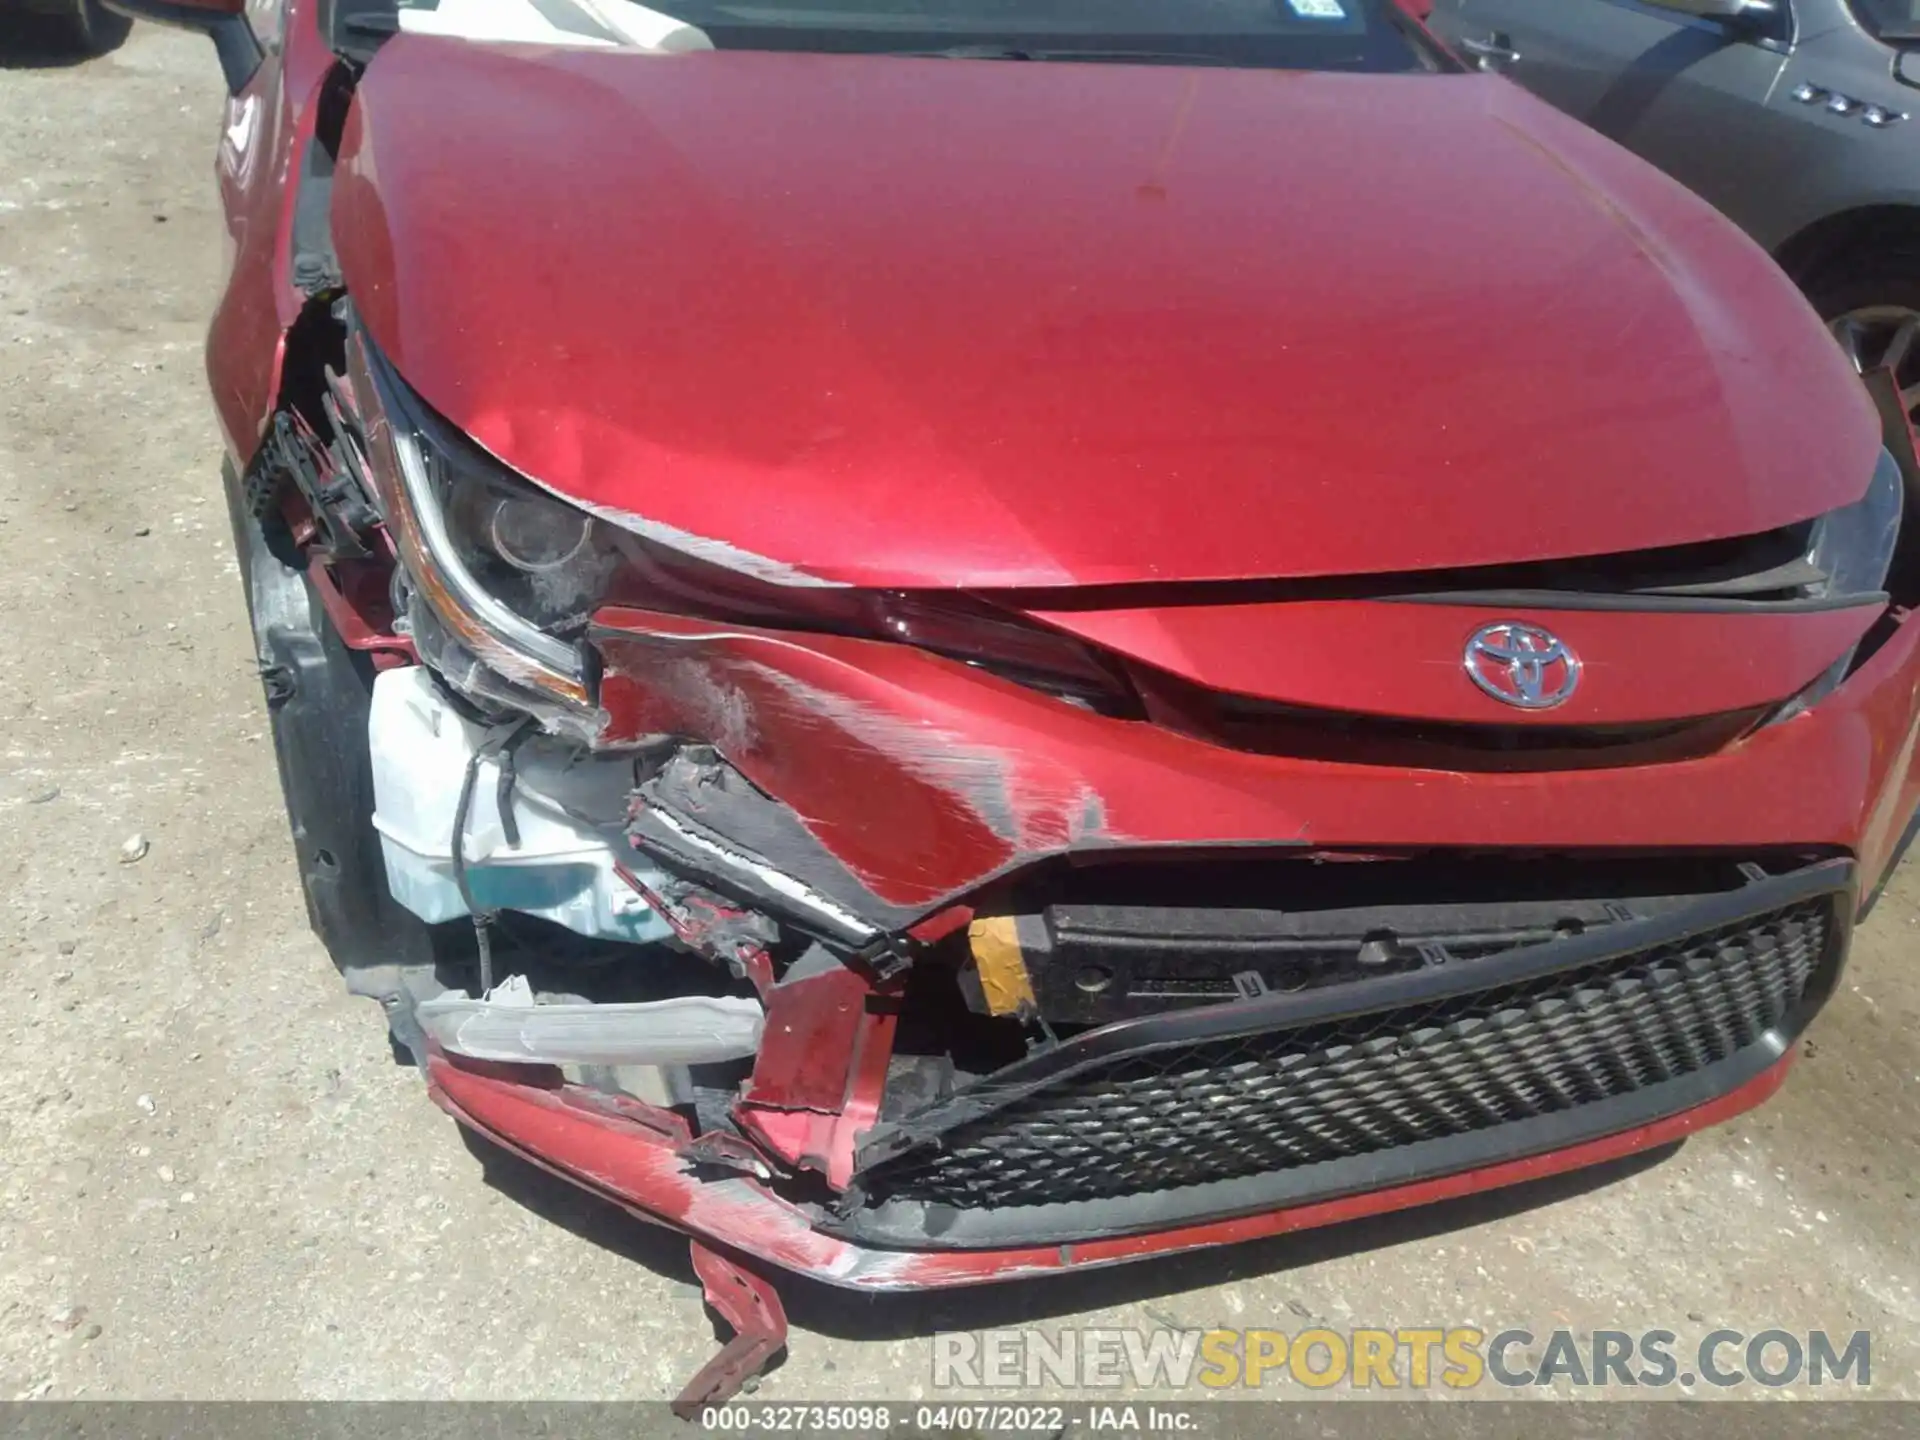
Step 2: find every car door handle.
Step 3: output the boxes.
[1458,33,1521,71]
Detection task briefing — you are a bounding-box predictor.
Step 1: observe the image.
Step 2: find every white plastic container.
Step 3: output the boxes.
[368,665,673,945]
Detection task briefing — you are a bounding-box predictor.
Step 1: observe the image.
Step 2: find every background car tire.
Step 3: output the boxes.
[1801,250,1920,431]
[49,0,134,55]
[1804,252,1920,326]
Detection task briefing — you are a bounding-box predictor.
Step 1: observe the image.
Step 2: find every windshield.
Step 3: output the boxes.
[370,0,1449,71]
[1851,0,1920,39]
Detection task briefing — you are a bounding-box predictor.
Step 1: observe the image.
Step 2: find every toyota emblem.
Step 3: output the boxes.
[1463,621,1581,710]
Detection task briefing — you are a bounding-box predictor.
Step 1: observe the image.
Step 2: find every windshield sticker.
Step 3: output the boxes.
[1288,0,1347,16]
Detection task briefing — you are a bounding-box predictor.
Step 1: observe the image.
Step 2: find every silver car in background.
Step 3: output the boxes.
[1427,0,1920,426]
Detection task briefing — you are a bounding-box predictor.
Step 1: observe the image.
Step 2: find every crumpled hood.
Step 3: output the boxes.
[334,38,1880,589]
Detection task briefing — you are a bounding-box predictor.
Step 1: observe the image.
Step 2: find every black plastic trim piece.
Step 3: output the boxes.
[980,513,1858,615]
[853,858,1853,1173]
[289,127,343,297]
[1378,590,1885,616]
[833,863,1851,1248]
[1030,884,1726,1024]
[221,457,439,977]
[832,1039,1794,1249]
[624,746,925,944]
[208,15,264,95]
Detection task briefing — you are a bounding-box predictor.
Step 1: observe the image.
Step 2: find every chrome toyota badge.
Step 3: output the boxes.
[1463,621,1580,710]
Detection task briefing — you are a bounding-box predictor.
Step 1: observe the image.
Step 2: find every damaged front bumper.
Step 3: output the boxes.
[320,567,1900,1288]
[429,1047,1802,1291]
[237,460,1910,1298]
[325,595,1869,1285]
[420,850,1847,1280]
[230,329,1920,1308]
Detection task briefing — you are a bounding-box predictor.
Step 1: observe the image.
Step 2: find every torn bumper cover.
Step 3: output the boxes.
[427,848,1848,1281]
[303,330,1915,1294]
[429,1051,1803,1291]
[378,596,1896,1285]
[428,1036,1804,1297]
[591,605,1916,915]
[322,520,1908,1289]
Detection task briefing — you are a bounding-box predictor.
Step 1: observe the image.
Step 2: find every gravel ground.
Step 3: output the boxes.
[1,21,1917,1410]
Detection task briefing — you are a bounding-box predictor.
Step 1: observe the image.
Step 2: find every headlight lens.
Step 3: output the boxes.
[436,455,619,628]
[1807,447,1904,599]
[350,334,596,711]
[1769,447,1907,724]
[349,331,1136,722]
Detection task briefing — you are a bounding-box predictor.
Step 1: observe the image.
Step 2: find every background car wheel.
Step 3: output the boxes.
[1806,257,1920,432]
[48,0,133,55]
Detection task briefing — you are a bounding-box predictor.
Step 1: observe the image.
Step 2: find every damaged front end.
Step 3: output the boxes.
[238,303,1866,1244]
[222,280,1899,1406]
[224,91,1920,1420]
[191,16,1920,1416]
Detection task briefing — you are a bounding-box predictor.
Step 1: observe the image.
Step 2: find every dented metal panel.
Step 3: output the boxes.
[592,604,1920,916]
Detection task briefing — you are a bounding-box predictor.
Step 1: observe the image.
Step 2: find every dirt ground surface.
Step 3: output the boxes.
[2,21,1918,1411]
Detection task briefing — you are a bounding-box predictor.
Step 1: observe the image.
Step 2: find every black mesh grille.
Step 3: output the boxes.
[864,901,1830,1210]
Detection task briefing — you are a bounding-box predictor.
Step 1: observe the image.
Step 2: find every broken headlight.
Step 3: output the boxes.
[349,332,1135,721]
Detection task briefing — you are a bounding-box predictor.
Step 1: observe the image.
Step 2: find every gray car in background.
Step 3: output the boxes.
[1427,0,1920,426]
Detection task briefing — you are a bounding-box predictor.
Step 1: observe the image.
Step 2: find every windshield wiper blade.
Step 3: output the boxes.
[893,44,1233,65]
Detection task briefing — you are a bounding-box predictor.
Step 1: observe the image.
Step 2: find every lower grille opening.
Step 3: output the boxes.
[858,894,1835,1215]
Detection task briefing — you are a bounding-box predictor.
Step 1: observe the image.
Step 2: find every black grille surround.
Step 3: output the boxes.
[836,860,1852,1249]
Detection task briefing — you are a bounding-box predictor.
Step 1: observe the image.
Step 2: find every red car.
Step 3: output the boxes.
[114,0,1916,1405]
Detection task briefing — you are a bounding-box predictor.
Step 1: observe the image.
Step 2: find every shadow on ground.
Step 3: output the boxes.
[459,1124,1682,1347]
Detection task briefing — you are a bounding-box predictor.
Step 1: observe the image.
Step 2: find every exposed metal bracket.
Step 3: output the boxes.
[672,1241,790,1416]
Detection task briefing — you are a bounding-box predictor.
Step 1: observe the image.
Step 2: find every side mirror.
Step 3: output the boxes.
[1898,51,1920,90]
[103,0,260,91]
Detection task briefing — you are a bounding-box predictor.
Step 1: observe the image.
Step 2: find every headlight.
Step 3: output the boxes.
[1807,447,1904,599]
[1771,447,1907,724]
[351,334,608,713]
[347,331,1136,725]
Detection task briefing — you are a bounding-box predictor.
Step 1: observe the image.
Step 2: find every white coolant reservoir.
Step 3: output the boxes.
[368,666,673,944]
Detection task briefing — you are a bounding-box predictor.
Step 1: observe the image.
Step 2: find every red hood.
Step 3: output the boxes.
[334,39,1880,589]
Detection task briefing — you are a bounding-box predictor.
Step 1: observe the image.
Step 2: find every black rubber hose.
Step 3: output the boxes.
[450,716,533,995]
